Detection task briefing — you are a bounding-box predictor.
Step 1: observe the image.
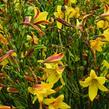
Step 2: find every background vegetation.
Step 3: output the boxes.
[0,0,109,109]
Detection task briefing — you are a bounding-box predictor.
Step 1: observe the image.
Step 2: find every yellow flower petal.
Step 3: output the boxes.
[79,77,91,87]
[97,77,106,85]
[96,20,105,28]
[60,77,65,86]
[59,102,71,109]
[103,28,109,41]
[49,105,55,109]
[45,89,56,96]
[28,87,36,95]
[36,92,43,102]
[65,7,76,19]
[44,95,70,109]
[102,60,109,68]
[57,21,63,29]
[34,12,48,23]
[89,82,98,101]
[67,0,77,6]
[32,96,37,104]
[57,5,62,13]
[28,83,55,104]
[44,63,55,69]
[90,69,97,79]
[97,83,108,91]
[90,38,104,52]
[44,98,55,105]
[47,71,59,84]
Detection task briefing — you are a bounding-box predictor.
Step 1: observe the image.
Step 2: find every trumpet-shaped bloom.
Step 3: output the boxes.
[80,69,108,101]
[44,61,65,84]
[28,82,55,103]
[44,95,70,109]
[43,53,65,85]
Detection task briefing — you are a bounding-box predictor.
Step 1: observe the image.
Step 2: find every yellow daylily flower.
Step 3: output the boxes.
[54,5,79,29]
[28,82,55,104]
[80,69,108,101]
[96,20,109,29]
[65,6,76,22]
[44,95,70,109]
[43,53,65,85]
[44,61,65,85]
[90,37,105,53]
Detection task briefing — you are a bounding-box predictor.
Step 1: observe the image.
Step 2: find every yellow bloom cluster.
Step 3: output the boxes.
[80,3,109,102]
[90,5,109,56]
[28,53,70,109]
[54,5,80,29]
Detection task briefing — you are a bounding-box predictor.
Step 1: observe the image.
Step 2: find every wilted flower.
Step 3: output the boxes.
[23,7,48,36]
[7,87,19,93]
